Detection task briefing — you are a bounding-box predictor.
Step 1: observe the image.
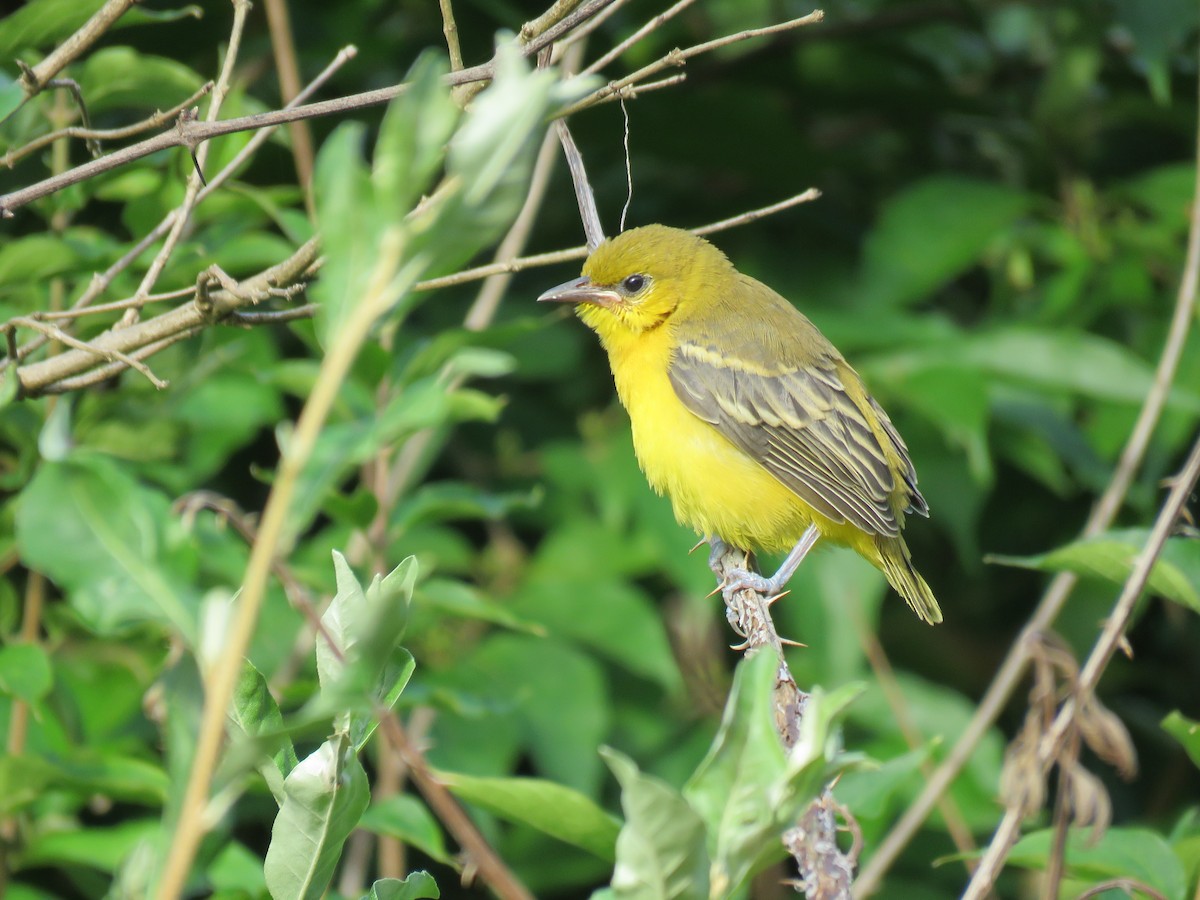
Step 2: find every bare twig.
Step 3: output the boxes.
[709,543,855,898]
[9,46,355,364]
[557,9,826,118]
[414,189,822,291]
[1074,878,1169,900]
[557,120,606,248]
[124,0,252,326]
[4,82,215,169]
[581,0,700,76]
[854,81,1200,896]
[4,316,167,389]
[7,238,319,397]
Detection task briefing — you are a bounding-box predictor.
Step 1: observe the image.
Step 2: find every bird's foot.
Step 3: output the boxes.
[721,565,777,597]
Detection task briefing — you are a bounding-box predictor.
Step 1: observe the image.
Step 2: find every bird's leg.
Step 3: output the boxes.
[707,536,733,578]
[723,523,821,598]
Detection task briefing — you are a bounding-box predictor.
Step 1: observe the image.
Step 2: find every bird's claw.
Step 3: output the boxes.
[722,565,777,597]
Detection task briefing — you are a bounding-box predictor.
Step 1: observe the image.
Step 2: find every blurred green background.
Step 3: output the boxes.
[0,0,1198,897]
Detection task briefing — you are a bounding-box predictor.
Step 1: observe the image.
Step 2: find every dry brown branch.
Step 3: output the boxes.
[0,0,802,220]
[961,430,1200,899]
[853,80,1200,896]
[263,0,316,216]
[3,81,215,169]
[4,316,168,389]
[6,238,319,397]
[16,0,140,98]
[554,0,634,51]
[557,120,606,248]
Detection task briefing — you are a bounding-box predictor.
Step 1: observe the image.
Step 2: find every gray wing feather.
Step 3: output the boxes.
[668,342,913,537]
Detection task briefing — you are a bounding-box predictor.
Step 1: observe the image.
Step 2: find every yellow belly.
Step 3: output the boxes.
[606,325,865,555]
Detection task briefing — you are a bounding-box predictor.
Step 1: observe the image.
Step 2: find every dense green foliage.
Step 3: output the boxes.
[0,0,1198,898]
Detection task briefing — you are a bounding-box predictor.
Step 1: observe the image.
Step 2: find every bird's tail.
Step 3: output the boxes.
[875,536,942,625]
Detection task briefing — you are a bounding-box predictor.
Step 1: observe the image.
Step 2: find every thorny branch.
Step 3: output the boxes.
[710,546,856,899]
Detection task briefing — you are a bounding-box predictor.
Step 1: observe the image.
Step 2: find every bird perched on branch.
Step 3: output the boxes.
[539,224,941,624]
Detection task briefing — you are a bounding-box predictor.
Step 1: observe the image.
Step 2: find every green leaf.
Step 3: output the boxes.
[1008,827,1187,900]
[263,733,371,900]
[362,873,440,900]
[1163,712,1200,770]
[0,643,52,702]
[961,329,1200,410]
[310,553,416,749]
[0,752,168,814]
[411,43,589,278]
[372,52,458,216]
[1109,0,1199,103]
[22,820,159,873]
[0,235,80,286]
[315,552,416,700]
[228,661,299,804]
[464,634,610,794]
[601,747,710,899]
[861,176,1031,307]
[987,529,1200,613]
[311,121,382,346]
[833,744,933,821]
[684,654,863,895]
[0,73,24,124]
[0,0,105,56]
[15,457,199,638]
[78,47,204,113]
[414,578,544,634]
[360,795,452,864]
[511,578,680,690]
[438,772,621,861]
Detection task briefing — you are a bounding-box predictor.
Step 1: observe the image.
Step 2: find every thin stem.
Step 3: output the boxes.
[127,0,252,320]
[439,0,466,70]
[263,0,316,216]
[581,0,700,76]
[3,82,214,168]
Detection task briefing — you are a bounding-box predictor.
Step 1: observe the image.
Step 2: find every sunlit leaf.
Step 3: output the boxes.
[264,734,370,900]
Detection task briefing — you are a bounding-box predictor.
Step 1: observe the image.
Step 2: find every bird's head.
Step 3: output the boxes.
[538,225,732,338]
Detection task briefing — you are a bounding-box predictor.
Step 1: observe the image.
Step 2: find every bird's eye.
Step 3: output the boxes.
[622,274,647,293]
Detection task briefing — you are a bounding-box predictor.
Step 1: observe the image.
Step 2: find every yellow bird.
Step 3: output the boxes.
[539,224,941,624]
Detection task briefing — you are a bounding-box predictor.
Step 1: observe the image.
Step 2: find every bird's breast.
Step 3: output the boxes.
[602,325,825,552]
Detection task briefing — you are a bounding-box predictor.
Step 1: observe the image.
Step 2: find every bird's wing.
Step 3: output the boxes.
[668,340,913,537]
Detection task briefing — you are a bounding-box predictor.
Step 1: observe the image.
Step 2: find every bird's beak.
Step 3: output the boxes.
[537,277,621,308]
